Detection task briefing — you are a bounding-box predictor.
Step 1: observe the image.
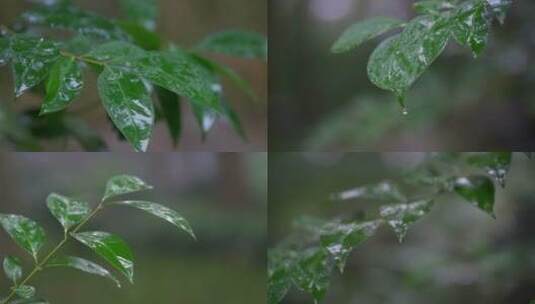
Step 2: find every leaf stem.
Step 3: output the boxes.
[0,202,105,304]
[60,50,106,66]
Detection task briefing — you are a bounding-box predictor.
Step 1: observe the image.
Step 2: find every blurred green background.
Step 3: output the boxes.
[269,0,535,151]
[0,0,267,151]
[269,152,535,303]
[0,152,267,303]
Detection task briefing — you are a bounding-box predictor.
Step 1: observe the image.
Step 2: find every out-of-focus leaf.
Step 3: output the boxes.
[46,193,90,231]
[47,256,121,288]
[112,201,195,239]
[10,35,60,97]
[413,0,456,14]
[487,0,512,24]
[0,37,10,66]
[191,102,218,140]
[525,152,533,159]
[102,174,153,202]
[41,57,83,115]
[14,285,36,299]
[97,66,154,152]
[63,117,107,151]
[3,256,23,283]
[61,35,93,54]
[451,1,489,57]
[0,214,46,260]
[116,21,161,50]
[379,200,434,242]
[466,152,512,187]
[197,30,267,61]
[290,248,332,303]
[331,17,404,53]
[268,250,297,304]
[156,87,181,146]
[454,175,495,217]
[9,298,49,304]
[330,181,406,202]
[119,0,157,30]
[221,99,247,140]
[72,231,134,283]
[320,220,381,273]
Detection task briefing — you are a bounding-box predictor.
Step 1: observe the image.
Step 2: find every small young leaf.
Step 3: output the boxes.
[3,256,23,283]
[46,193,91,231]
[112,201,195,239]
[47,256,121,288]
[119,0,157,30]
[379,200,434,242]
[331,17,404,53]
[10,35,60,97]
[290,248,332,303]
[97,66,154,152]
[0,214,46,260]
[102,174,153,202]
[72,231,134,283]
[330,181,406,202]
[14,285,36,299]
[155,87,181,146]
[454,175,495,217]
[197,30,267,61]
[320,220,381,273]
[41,57,83,115]
[466,152,512,187]
[451,1,489,57]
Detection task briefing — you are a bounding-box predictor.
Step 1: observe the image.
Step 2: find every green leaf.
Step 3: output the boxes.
[0,214,46,260]
[320,220,381,273]
[454,175,495,217]
[116,21,161,50]
[97,66,154,152]
[119,0,157,30]
[451,1,489,57]
[0,37,10,66]
[86,41,147,64]
[10,35,60,97]
[331,181,406,202]
[466,152,512,187]
[112,200,195,239]
[14,285,36,299]
[268,250,296,304]
[367,16,450,103]
[41,57,83,115]
[3,256,23,283]
[72,231,134,283]
[290,248,332,303]
[46,193,91,231]
[156,87,181,146]
[413,1,456,14]
[331,17,404,53]
[197,30,267,60]
[22,5,129,40]
[47,255,121,288]
[102,174,153,202]
[191,102,218,140]
[379,199,434,242]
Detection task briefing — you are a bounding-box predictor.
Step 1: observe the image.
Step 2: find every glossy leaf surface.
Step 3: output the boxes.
[14,285,36,299]
[102,174,153,202]
[3,256,23,283]
[454,175,495,217]
[331,17,403,53]
[47,256,121,287]
[331,181,406,202]
[197,30,267,60]
[42,57,83,115]
[268,250,296,304]
[290,248,332,303]
[379,199,434,242]
[98,66,154,152]
[451,1,489,57]
[72,231,134,283]
[466,152,512,187]
[156,87,181,146]
[0,214,46,260]
[112,201,195,239]
[46,193,91,231]
[86,41,146,64]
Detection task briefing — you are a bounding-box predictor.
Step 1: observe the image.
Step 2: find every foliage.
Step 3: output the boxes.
[0,0,267,151]
[0,174,195,304]
[268,152,531,304]
[332,0,512,113]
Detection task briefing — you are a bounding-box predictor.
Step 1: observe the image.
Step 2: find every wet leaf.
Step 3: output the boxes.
[3,256,23,283]
[379,199,434,242]
[112,201,195,239]
[331,17,404,54]
[102,174,153,202]
[41,57,83,115]
[10,35,60,97]
[330,181,406,202]
[191,101,218,140]
[47,256,121,287]
[46,193,91,231]
[72,231,134,283]
[86,41,146,64]
[454,175,495,217]
[367,16,450,103]
[156,87,181,146]
[97,66,154,152]
[466,152,512,187]
[197,30,267,60]
[0,214,46,260]
[413,0,456,14]
[451,1,489,57]
[14,285,36,299]
[290,248,332,303]
[119,0,157,30]
[268,266,292,304]
[320,220,381,273]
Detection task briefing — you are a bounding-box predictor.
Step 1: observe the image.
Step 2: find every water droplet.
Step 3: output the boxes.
[401,107,409,116]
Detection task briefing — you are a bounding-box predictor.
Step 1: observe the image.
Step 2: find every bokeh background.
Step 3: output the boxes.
[0,152,267,303]
[269,0,535,151]
[0,0,267,151]
[269,152,535,303]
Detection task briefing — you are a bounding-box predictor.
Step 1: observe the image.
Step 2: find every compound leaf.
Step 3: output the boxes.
[102,174,153,202]
[454,175,495,217]
[331,17,404,53]
[0,214,46,260]
[47,255,121,288]
[41,57,83,115]
[46,193,91,231]
[197,30,267,61]
[379,199,434,242]
[3,256,23,283]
